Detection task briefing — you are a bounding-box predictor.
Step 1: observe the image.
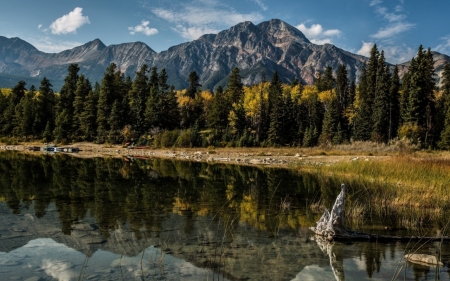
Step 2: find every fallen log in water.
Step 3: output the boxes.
[309,184,450,242]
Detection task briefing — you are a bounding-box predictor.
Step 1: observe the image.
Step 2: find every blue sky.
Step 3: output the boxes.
[0,0,449,64]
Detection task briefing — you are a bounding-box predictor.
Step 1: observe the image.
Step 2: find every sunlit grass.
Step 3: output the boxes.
[304,155,450,228]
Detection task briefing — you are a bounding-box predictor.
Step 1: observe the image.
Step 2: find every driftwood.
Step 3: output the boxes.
[310,184,450,242]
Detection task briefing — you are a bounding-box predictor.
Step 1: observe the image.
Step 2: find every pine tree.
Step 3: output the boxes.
[388,65,401,140]
[438,62,450,149]
[2,80,27,135]
[335,64,351,141]
[319,93,339,144]
[180,71,202,129]
[316,66,335,92]
[128,64,149,136]
[207,86,227,130]
[353,45,379,141]
[267,72,284,145]
[14,85,35,138]
[186,71,201,99]
[72,75,92,139]
[108,100,123,143]
[55,64,80,138]
[400,46,436,146]
[225,68,245,136]
[162,85,180,130]
[371,51,391,143]
[96,63,125,143]
[33,77,55,138]
[79,89,98,141]
[53,109,71,143]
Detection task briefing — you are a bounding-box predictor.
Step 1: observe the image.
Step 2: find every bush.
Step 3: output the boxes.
[161,130,179,148]
[398,122,423,146]
[176,129,194,147]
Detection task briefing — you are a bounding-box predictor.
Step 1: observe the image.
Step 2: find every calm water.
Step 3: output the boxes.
[0,151,449,281]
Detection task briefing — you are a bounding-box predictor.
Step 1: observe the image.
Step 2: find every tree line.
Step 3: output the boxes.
[1,44,450,149]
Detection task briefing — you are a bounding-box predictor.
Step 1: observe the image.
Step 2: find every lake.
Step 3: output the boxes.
[0,151,449,280]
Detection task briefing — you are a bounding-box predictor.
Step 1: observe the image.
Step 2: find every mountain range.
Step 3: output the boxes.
[0,19,449,91]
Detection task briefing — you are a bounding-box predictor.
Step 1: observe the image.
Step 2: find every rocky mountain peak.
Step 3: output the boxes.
[0,36,38,57]
[84,39,107,51]
[258,19,310,45]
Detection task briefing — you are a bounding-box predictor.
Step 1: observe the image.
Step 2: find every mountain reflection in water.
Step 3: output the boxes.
[0,151,449,280]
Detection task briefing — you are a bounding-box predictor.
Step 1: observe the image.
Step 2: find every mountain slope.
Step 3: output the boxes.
[0,19,448,91]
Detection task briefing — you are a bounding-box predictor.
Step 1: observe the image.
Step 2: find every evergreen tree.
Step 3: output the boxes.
[267,72,284,145]
[128,64,149,136]
[225,68,245,136]
[144,85,161,129]
[53,109,71,143]
[72,75,92,138]
[353,45,379,141]
[316,66,335,92]
[55,64,80,138]
[108,100,123,143]
[1,80,27,135]
[438,62,450,149]
[14,85,35,138]
[180,71,202,129]
[34,77,55,138]
[207,86,227,130]
[335,64,351,140]
[79,89,98,141]
[388,65,401,140]
[162,85,180,130]
[400,46,436,146]
[371,51,391,143]
[186,71,201,99]
[96,63,126,143]
[319,93,339,144]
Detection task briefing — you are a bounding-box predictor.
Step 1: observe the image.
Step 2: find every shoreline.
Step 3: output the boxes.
[0,142,387,169]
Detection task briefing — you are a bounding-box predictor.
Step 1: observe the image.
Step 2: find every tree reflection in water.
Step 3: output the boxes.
[0,151,450,280]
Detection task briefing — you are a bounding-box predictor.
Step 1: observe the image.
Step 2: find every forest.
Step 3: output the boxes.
[1,44,450,150]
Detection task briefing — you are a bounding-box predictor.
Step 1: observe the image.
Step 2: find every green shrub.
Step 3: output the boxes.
[161,130,179,148]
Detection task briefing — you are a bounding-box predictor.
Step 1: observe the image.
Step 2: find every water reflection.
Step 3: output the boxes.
[0,151,449,280]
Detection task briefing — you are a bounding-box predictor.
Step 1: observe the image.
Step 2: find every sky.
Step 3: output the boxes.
[0,0,449,64]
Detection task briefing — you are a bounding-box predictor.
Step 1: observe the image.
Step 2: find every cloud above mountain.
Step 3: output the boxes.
[150,0,263,40]
[296,23,342,45]
[128,20,158,36]
[49,7,90,35]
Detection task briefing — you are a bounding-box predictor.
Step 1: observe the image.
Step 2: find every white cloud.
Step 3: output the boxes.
[356,41,415,63]
[394,5,403,12]
[370,0,383,6]
[151,0,263,40]
[41,259,75,281]
[371,22,415,39]
[27,37,83,53]
[128,20,158,36]
[382,44,416,63]
[296,23,342,45]
[171,25,217,41]
[50,7,90,35]
[435,35,450,55]
[370,2,414,40]
[357,41,374,57]
[38,24,42,30]
[251,0,268,11]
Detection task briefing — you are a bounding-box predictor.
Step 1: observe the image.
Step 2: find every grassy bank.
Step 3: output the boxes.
[300,153,450,228]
